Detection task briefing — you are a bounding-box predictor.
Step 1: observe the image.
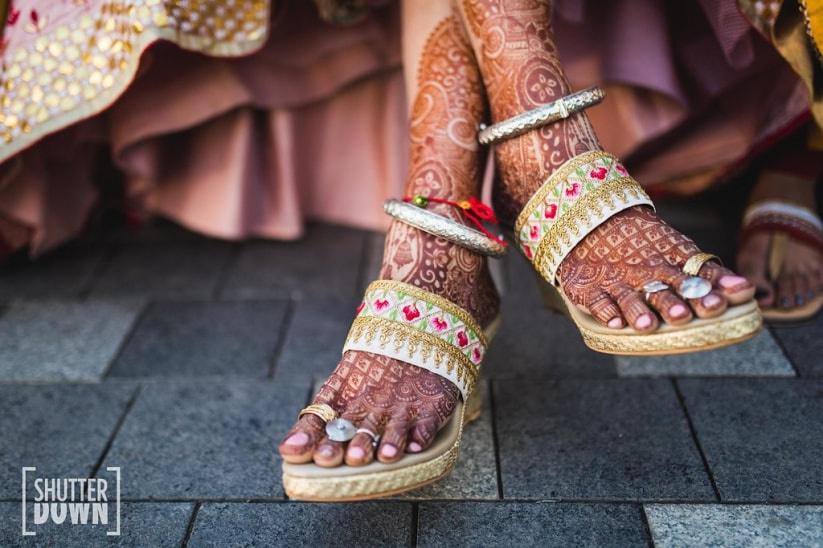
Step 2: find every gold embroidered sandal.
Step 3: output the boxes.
[741,200,823,322]
[282,280,500,501]
[514,149,762,355]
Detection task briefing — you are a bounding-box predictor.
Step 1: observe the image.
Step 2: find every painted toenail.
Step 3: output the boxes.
[317,446,334,457]
[796,295,805,306]
[607,317,623,328]
[408,442,422,452]
[780,297,791,307]
[284,432,308,446]
[635,314,652,329]
[703,295,721,307]
[669,304,687,317]
[719,275,747,289]
[348,447,365,459]
[381,444,398,458]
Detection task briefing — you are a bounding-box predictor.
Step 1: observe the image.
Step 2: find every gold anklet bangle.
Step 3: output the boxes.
[478,87,605,146]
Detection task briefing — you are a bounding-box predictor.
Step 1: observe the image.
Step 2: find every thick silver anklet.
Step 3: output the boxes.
[478,86,605,146]
[384,199,507,257]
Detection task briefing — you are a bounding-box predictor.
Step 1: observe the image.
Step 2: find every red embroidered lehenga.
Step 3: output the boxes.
[0,0,816,256]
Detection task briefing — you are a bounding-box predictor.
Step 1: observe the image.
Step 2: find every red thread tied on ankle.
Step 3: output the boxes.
[403,195,508,247]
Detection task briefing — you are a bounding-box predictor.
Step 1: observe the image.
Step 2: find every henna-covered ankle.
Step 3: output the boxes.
[456,0,600,222]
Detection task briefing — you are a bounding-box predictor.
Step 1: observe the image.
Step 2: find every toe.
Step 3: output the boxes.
[776,273,798,309]
[345,432,377,466]
[609,285,659,332]
[378,414,411,464]
[688,290,728,319]
[700,263,756,305]
[313,435,345,467]
[345,413,382,466]
[752,277,776,308]
[407,417,439,454]
[279,414,325,464]
[585,291,625,329]
[646,288,693,325]
[795,273,812,308]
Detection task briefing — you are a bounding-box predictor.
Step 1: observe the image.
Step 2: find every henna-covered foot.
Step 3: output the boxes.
[557,207,752,332]
[280,8,499,467]
[456,0,754,331]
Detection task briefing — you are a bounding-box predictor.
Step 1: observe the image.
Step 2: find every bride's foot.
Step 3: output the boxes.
[456,0,755,332]
[278,222,499,467]
[555,206,754,332]
[279,9,500,467]
[737,171,823,311]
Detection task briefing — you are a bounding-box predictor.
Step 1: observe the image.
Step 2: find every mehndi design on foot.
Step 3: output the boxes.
[456,0,760,354]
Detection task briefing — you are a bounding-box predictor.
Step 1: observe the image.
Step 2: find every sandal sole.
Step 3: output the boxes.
[541,282,763,356]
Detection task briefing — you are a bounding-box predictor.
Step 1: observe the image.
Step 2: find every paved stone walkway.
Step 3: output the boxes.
[1,206,822,546]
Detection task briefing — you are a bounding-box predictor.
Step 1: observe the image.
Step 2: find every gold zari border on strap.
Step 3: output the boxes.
[346,315,480,395]
[365,280,488,347]
[344,280,486,399]
[533,177,651,282]
[515,150,606,234]
[515,150,653,285]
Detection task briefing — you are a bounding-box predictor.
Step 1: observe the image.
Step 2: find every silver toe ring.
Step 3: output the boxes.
[677,276,712,300]
[356,427,380,447]
[643,280,669,301]
[325,418,357,442]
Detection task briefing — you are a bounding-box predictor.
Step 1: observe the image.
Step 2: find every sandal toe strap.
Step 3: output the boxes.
[741,201,823,252]
[515,150,654,285]
[342,280,486,400]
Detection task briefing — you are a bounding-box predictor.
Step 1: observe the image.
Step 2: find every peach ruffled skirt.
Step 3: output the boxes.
[0,0,809,255]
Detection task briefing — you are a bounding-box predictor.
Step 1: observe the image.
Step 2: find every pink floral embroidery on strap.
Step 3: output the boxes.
[353,282,487,370]
[517,153,639,261]
[402,304,420,321]
[431,317,448,332]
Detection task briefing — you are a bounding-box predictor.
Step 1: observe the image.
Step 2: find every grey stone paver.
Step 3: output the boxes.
[90,240,235,299]
[417,502,649,547]
[0,300,142,381]
[109,300,288,378]
[645,504,823,548]
[273,296,358,383]
[0,243,105,300]
[495,379,714,499]
[102,380,307,499]
[188,502,412,546]
[0,502,193,546]
[108,218,205,244]
[221,224,366,300]
[616,330,795,377]
[772,315,823,377]
[2,219,822,544]
[678,379,823,502]
[484,254,616,379]
[0,383,135,498]
[402,382,498,500]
